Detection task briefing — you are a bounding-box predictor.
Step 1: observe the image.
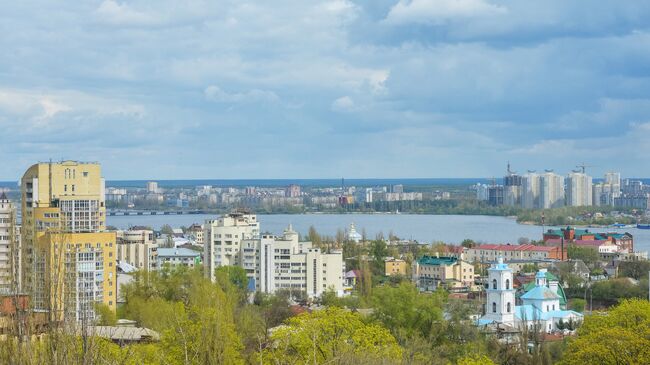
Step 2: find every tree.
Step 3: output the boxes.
[371,282,445,339]
[263,307,402,364]
[570,298,586,313]
[619,260,650,280]
[561,299,650,365]
[307,226,322,247]
[461,239,476,248]
[369,239,388,276]
[160,224,175,236]
[215,266,249,292]
[566,245,599,266]
[458,354,496,365]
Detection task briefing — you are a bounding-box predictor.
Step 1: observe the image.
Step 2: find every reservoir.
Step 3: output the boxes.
[107,213,650,252]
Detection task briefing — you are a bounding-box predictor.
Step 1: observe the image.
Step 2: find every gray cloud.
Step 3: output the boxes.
[0,1,649,179]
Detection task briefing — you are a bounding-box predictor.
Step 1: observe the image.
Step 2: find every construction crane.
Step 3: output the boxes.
[576,163,594,174]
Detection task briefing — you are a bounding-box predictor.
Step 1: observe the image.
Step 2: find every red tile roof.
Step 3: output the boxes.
[474,244,559,252]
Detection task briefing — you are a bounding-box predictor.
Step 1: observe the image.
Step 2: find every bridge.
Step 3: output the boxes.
[107,210,209,216]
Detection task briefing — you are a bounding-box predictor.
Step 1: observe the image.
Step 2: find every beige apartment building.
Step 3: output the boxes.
[384,258,407,276]
[203,211,260,281]
[0,193,19,293]
[21,161,116,321]
[116,228,158,271]
[413,255,474,290]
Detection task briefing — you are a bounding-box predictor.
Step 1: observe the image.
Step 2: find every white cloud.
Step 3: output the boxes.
[386,0,507,25]
[331,96,355,112]
[96,0,159,26]
[37,98,71,120]
[204,85,279,104]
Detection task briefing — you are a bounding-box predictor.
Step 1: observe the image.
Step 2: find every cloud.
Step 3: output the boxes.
[204,85,279,104]
[95,0,159,26]
[0,1,649,179]
[385,0,507,25]
[331,96,355,112]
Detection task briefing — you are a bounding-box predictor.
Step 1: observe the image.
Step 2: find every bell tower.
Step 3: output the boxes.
[482,257,516,325]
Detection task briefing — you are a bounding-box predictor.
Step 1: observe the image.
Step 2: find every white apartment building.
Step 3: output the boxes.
[540,172,564,209]
[521,173,540,209]
[256,226,344,298]
[205,212,345,298]
[566,172,592,207]
[116,228,158,271]
[0,193,18,293]
[204,211,260,281]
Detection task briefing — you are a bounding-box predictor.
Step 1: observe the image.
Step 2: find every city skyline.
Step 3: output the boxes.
[2,1,650,180]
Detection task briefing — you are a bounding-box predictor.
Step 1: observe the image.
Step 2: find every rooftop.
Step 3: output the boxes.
[417,255,458,266]
[474,244,559,252]
[157,248,201,257]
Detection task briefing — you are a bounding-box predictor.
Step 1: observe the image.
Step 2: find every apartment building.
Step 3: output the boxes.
[157,248,201,268]
[257,226,344,298]
[465,244,566,263]
[203,211,260,281]
[116,228,158,271]
[384,258,407,276]
[187,224,204,245]
[566,172,592,207]
[413,255,474,290]
[0,193,19,293]
[21,161,116,321]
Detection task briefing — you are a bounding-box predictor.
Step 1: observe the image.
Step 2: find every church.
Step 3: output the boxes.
[477,258,583,332]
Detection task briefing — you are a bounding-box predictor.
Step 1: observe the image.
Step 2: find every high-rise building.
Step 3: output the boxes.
[391,184,404,194]
[256,226,344,298]
[0,193,19,293]
[540,172,564,209]
[116,228,158,271]
[503,163,523,207]
[521,173,541,209]
[146,181,158,194]
[487,185,504,206]
[285,184,301,198]
[203,211,260,281]
[604,172,621,196]
[21,161,116,321]
[566,172,592,207]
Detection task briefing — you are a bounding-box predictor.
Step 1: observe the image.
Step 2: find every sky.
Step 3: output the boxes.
[1,0,650,180]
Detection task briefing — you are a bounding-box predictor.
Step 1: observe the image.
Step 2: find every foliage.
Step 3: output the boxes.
[566,245,599,266]
[120,266,245,364]
[369,239,389,276]
[461,239,476,248]
[590,277,649,303]
[95,303,117,325]
[457,354,496,365]
[263,307,402,364]
[371,282,445,339]
[569,298,586,313]
[618,260,650,280]
[160,224,175,235]
[561,299,650,365]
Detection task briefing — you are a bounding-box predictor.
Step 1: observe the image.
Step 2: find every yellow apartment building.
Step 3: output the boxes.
[21,161,116,322]
[384,258,408,276]
[413,255,474,290]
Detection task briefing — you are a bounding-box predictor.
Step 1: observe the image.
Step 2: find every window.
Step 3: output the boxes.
[492,279,497,289]
[505,279,510,290]
[507,302,511,313]
[492,302,496,313]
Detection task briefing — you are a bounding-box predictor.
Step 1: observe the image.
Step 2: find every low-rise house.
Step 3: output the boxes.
[384,258,407,276]
[543,227,633,253]
[413,255,474,290]
[465,244,565,263]
[157,247,202,268]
